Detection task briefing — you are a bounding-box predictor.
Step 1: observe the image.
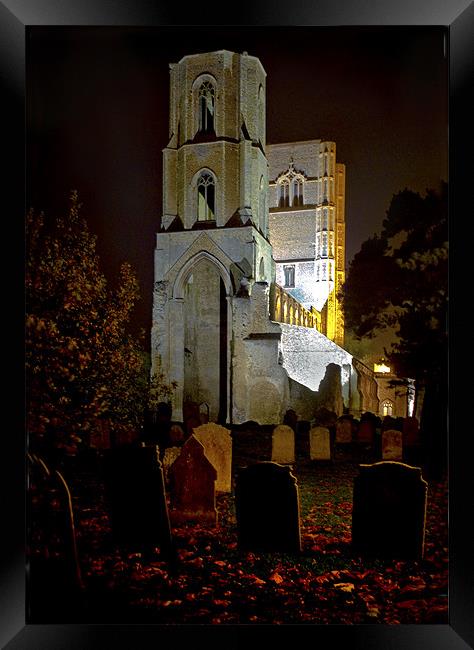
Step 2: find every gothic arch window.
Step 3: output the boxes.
[197,171,216,221]
[198,80,215,133]
[259,257,265,280]
[292,178,303,206]
[381,399,394,417]
[277,166,305,208]
[278,180,290,207]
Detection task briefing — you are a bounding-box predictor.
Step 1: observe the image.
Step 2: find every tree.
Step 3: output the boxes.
[26,192,150,456]
[341,183,448,475]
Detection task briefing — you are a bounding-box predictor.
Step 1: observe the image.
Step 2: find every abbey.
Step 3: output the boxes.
[151,49,408,424]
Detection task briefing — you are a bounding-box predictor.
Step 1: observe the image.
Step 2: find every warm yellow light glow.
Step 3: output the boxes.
[374,362,391,374]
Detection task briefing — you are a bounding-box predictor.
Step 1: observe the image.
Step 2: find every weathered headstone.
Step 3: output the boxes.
[382,429,403,460]
[352,461,428,559]
[335,417,353,443]
[193,422,232,492]
[271,424,295,464]
[168,435,217,526]
[103,444,173,555]
[309,426,331,461]
[159,446,182,483]
[235,462,301,552]
[169,424,185,445]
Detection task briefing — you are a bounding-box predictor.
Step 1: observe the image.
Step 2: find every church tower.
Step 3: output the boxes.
[151,50,276,423]
[266,140,346,346]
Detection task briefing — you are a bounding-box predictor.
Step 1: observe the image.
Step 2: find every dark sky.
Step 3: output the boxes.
[27,26,448,337]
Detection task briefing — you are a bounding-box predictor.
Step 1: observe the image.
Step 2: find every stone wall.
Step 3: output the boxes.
[278,323,352,398]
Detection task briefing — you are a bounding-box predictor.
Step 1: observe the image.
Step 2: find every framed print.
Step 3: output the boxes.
[2,1,473,648]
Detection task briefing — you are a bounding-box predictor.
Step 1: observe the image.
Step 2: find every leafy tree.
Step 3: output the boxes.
[341,183,448,475]
[26,192,163,456]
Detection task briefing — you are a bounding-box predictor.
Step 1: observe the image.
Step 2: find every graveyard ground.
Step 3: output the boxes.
[64,426,448,625]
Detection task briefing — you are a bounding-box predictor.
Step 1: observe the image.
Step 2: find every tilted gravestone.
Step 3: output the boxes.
[235,462,301,553]
[168,435,217,526]
[382,429,403,460]
[193,422,232,492]
[309,426,331,461]
[352,461,428,559]
[103,444,173,557]
[271,424,295,464]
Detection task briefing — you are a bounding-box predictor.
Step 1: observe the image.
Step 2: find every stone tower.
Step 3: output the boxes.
[151,50,279,424]
[266,140,346,346]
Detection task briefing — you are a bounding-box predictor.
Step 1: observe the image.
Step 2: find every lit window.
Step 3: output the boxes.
[283,265,295,288]
[381,399,394,416]
[197,172,215,220]
[198,81,215,133]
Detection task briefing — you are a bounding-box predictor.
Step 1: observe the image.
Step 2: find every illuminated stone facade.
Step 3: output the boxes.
[151,49,384,424]
[267,141,346,346]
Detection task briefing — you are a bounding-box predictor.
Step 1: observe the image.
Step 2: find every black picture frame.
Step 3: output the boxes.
[2,1,473,648]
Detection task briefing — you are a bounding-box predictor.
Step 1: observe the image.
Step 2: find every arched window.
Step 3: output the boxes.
[278,180,290,207]
[259,257,265,280]
[198,81,215,133]
[381,399,394,417]
[292,178,303,206]
[197,172,215,221]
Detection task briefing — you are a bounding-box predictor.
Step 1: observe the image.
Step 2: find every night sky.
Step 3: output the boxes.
[27,26,448,338]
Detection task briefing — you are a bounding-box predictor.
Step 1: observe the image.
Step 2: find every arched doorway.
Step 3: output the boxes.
[181,257,229,423]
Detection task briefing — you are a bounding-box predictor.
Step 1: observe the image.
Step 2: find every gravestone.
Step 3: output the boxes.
[193,422,232,492]
[382,429,403,460]
[357,418,375,444]
[402,416,422,463]
[335,417,353,443]
[168,435,217,526]
[199,402,210,424]
[183,400,201,438]
[403,416,420,447]
[352,461,428,559]
[283,408,298,433]
[27,455,84,621]
[169,424,185,445]
[103,444,173,556]
[271,424,295,464]
[309,426,331,461]
[159,446,182,483]
[235,462,301,552]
